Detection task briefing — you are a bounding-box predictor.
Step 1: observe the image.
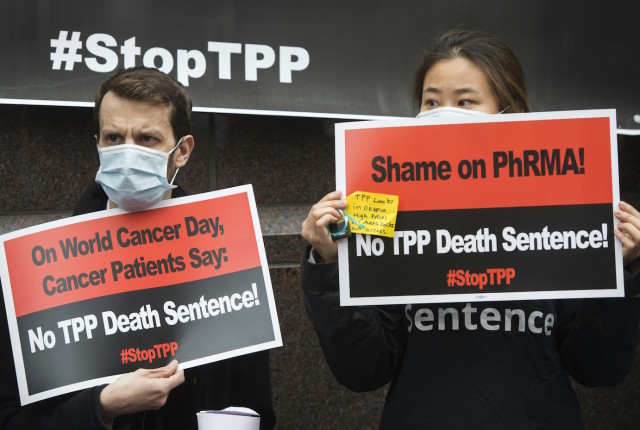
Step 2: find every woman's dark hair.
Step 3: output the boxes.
[411,29,529,113]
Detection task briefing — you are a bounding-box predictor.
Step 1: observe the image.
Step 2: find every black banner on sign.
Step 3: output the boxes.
[18,267,273,394]
[0,1,638,130]
[347,204,616,299]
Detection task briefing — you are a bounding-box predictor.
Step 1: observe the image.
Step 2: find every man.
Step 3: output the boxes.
[0,67,275,429]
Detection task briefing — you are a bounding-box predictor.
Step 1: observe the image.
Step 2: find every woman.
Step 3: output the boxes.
[300,29,640,429]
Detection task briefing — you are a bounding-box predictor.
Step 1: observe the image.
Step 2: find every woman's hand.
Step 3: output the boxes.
[614,201,640,267]
[301,191,348,263]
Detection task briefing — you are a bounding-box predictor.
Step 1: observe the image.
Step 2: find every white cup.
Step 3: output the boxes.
[197,407,260,430]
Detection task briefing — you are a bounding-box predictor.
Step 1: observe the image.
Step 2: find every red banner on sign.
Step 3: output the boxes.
[4,192,260,317]
[345,117,612,211]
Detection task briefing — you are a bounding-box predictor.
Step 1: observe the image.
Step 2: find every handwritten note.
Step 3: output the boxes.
[345,191,399,237]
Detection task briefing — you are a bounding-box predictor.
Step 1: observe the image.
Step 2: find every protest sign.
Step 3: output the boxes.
[336,110,624,305]
[0,185,281,405]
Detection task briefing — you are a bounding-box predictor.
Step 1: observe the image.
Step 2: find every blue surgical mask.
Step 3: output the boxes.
[95,139,183,211]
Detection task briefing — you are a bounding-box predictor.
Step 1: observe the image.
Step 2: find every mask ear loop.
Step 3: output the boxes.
[498,105,512,114]
[168,137,184,186]
[169,169,180,185]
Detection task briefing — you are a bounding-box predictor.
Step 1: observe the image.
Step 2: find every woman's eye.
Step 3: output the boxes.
[457,100,474,107]
[424,99,439,108]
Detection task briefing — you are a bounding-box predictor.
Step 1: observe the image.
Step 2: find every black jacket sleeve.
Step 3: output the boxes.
[300,248,406,392]
[0,181,165,430]
[0,286,110,430]
[557,268,640,387]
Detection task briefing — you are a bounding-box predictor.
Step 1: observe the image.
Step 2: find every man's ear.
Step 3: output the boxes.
[174,135,195,168]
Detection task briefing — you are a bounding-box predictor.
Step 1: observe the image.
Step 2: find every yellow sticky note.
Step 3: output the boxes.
[345,191,399,237]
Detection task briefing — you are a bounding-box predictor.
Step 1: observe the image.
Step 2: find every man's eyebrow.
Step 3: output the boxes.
[137,127,167,138]
[99,127,120,135]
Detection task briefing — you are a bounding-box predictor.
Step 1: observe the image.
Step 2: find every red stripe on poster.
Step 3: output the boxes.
[4,192,261,317]
[345,117,613,211]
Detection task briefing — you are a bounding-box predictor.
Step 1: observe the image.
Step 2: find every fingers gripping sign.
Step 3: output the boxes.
[615,201,640,266]
[99,360,185,426]
[301,191,347,263]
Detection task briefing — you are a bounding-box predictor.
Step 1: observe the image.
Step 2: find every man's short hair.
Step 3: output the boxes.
[94,66,192,142]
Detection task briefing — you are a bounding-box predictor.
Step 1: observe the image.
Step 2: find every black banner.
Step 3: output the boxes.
[0,1,638,130]
[18,267,274,394]
[348,204,617,298]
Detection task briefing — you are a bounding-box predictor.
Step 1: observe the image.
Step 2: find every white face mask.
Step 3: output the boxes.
[95,139,182,212]
[416,107,488,119]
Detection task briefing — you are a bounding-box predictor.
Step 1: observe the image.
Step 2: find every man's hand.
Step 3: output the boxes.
[99,360,185,427]
[615,201,640,267]
[301,191,348,263]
